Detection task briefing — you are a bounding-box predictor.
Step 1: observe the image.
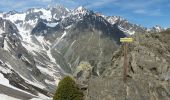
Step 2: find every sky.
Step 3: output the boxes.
[0,0,170,28]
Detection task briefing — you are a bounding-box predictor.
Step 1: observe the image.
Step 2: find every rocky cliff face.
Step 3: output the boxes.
[85,30,170,100]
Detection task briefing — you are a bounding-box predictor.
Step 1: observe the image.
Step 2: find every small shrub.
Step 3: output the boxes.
[53,76,83,100]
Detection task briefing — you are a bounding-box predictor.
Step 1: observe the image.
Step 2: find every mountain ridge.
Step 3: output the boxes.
[0,6,166,34]
[0,5,169,100]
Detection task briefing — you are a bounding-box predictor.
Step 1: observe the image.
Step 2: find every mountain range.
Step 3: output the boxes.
[0,5,169,100]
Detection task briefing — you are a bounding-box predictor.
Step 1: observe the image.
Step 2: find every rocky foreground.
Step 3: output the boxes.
[76,30,170,100]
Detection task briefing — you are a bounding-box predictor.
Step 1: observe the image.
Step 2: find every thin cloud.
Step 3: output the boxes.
[133,9,163,16]
[34,0,51,3]
[85,0,116,9]
[0,0,28,11]
[112,0,165,16]
[0,0,167,17]
[148,9,163,16]
[133,9,147,14]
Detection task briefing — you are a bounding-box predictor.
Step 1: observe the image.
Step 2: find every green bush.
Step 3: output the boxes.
[53,76,83,100]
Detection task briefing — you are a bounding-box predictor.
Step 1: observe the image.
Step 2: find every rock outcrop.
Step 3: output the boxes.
[85,30,170,100]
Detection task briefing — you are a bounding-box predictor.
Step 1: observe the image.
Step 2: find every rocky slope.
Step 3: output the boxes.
[85,30,170,100]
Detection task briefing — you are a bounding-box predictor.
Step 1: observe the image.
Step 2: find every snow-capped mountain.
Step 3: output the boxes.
[0,6,73,99]
[147,25,166,33]
[104,16,147,35]
[0,5,167,99]
[0,16,65,98]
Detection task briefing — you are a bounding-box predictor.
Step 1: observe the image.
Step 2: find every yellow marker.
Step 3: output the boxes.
[119,37,133,82]
[120,38,133,43]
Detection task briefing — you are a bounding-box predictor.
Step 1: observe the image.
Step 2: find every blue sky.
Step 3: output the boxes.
[0,0,170,28]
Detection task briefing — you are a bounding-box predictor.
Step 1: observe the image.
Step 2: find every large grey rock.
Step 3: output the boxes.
[85,76,170,100]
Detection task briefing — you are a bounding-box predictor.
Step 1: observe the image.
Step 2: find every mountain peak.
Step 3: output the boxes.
[147,25,165,33]
[47,4,70,12]
[7,10,18,15]
[73,6,89,14]
[153,25,162,29]
[76,6,85,10]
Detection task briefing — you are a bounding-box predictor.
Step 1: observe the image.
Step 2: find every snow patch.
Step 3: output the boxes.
[65,25,72,29]
[0,28,4,35]
[14,71,46,89]
[36,65,55,77]
[0,13,3,17]
[3,39,10,51]
[52,31,67,49]
[4,13,26,23]
[45,22,58,27]
[21,36,47,53]
[37,93,52,100]
[5,62,13,69]
[22,41,40,52]
[31,98,43,100]
[154,26,161,31]
[26,18,38,28]
[107,16,119,25]
[0,73,12,86]
[45,79,55,86]
[46,49,56,63]
[118,26,135,35]
[0,94,21,100]
[34,8,52,21]
[0,73,35,96]
[72,6,88,15]
[30,93,52,100]
[36,64,61,80]
[36,36,46,45]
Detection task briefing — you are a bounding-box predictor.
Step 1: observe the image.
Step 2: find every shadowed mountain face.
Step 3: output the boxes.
[30,7,127,76]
